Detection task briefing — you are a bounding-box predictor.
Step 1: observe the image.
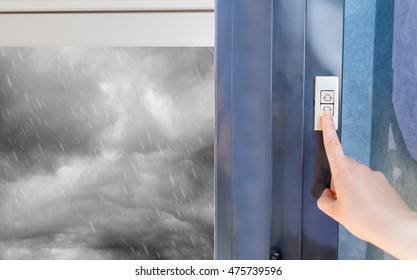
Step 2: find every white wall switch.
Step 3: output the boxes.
[314,76,339,131]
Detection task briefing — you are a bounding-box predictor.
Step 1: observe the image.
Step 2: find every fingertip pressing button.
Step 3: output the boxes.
[320,104,334,116]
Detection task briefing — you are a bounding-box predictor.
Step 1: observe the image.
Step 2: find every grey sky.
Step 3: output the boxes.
[0,47,214,259]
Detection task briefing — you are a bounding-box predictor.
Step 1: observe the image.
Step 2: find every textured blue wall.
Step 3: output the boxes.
[342,0,417,259]
[370,0,417,259]
[368,0,395,260]
[392,1,417,163]
[391,2,417,209]
[340,0,376,260]
[342,0,375,166]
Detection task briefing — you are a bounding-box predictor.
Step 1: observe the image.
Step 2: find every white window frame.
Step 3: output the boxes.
[0,0,214,46]
[0,0,214,12]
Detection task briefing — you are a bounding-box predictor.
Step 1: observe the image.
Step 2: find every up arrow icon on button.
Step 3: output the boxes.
[320,90,334,104]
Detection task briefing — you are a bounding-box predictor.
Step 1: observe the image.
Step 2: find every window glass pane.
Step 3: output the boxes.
[0,47,214,259]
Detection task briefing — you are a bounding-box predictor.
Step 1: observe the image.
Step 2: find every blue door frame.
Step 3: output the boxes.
[216,0,344,260]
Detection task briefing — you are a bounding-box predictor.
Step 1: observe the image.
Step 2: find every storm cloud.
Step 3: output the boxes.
[0,47,214,259]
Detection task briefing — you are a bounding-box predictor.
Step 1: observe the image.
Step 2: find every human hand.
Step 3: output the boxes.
[317,111,417,259]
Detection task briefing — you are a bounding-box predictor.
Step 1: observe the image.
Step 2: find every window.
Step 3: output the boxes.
[0,1,214,260]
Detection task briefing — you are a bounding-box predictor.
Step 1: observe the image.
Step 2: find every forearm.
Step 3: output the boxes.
[371,210,417,260]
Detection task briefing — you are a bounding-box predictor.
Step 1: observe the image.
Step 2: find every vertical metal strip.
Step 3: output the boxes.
[231,0,273,259]
[215,0,233,260]
[270,0,306,260]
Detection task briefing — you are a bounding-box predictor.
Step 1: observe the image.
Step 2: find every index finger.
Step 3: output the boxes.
[321,111,347,177]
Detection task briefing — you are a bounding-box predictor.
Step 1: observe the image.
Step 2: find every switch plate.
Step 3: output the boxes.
[314,76,339,131]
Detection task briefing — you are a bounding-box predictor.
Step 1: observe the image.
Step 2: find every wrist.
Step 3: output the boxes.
[373,209,417,259]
